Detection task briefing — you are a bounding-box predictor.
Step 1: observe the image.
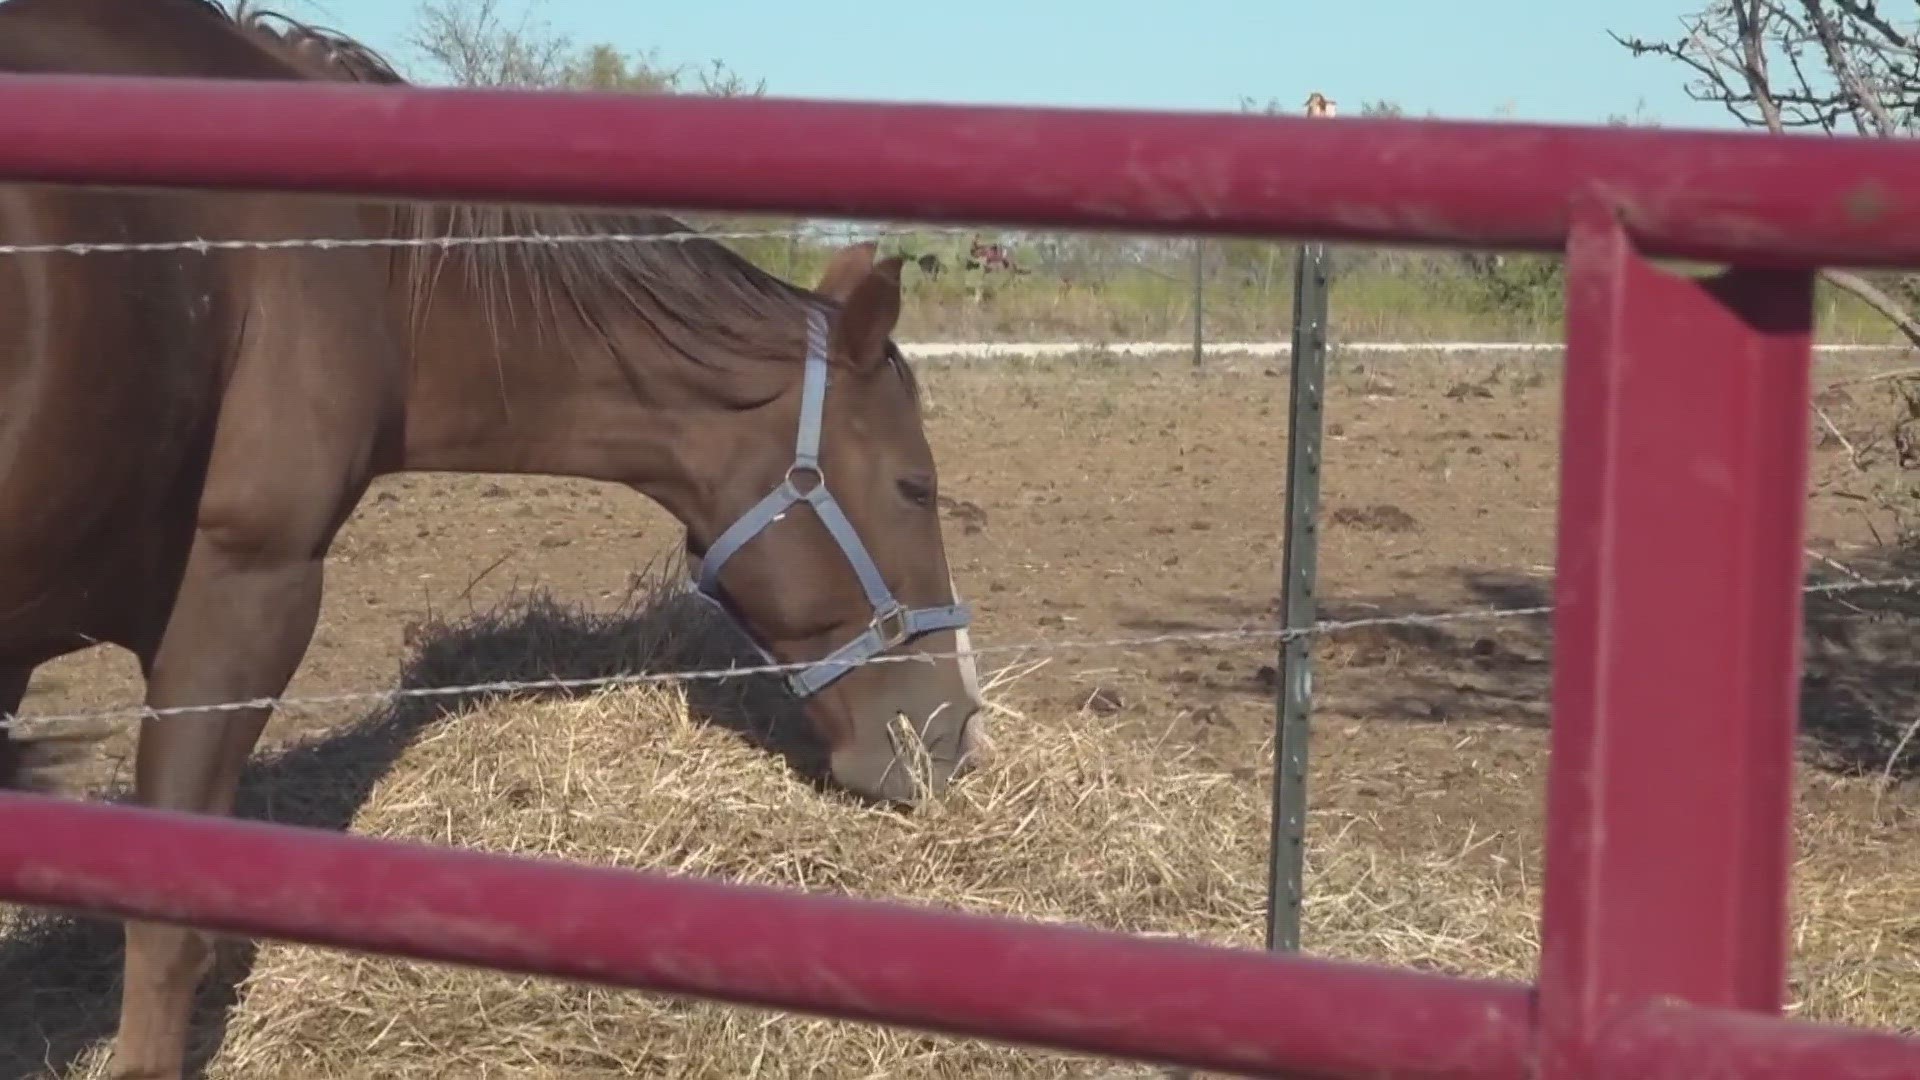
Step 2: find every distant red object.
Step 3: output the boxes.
[965,236,1025,274]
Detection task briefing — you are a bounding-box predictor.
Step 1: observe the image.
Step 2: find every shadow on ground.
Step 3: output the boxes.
[0,575,806,1079]
[1796,551,1920,780]
[1132,550,1920,781]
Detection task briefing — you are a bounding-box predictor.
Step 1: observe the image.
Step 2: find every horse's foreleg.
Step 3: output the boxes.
[109,540,324,1080]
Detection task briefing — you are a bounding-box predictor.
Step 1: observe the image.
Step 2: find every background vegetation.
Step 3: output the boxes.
[394,0,1918,540]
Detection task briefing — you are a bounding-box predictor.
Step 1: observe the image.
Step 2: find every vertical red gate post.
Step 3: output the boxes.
[1540,197,1815,1077]
[3,76,1920,1079]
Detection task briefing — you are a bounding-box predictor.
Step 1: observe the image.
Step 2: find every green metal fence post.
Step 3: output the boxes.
[1266,236,1329,953]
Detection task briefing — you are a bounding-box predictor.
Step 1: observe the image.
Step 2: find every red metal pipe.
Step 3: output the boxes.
[0,790,1536,1080]
[1594,1001,1920,1080]
[2,74,1920,266]
[1537,204,1815,1074]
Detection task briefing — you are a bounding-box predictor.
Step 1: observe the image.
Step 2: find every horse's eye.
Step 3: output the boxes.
[897,477,936,508]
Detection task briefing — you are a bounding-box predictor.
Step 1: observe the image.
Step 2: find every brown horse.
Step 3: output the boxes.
[0,0,987,1075]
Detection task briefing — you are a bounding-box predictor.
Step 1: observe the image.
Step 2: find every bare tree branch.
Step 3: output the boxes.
[1736,1,1791,129]
[406,0,765,95]
[1798,0,1902,133]
[408,0,573,87]
[1615,2,1920,342]
[1618,2,1920,544]
[1825,268,1920,347]
[1615,2,1920,133]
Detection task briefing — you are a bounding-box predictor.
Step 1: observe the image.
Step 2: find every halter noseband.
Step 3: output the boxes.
[690,309,972,697]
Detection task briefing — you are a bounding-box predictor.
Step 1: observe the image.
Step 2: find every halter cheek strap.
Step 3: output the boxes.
[690,309,972,697]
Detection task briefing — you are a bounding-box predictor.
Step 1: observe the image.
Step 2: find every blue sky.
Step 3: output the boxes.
[288,0,1741,130]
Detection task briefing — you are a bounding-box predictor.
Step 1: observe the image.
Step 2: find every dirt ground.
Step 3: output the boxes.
[5,348,1918,1072]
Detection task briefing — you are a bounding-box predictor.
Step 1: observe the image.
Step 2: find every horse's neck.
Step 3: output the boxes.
[387,276,727,523]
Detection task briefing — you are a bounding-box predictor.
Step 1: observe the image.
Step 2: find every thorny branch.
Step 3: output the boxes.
[1617,3,1920,549]
[1615,2,1920,350]
[1612,1,1920,135]
[1612,1,1912,131]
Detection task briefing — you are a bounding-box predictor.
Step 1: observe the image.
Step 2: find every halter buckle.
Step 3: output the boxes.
[871,603,913,650]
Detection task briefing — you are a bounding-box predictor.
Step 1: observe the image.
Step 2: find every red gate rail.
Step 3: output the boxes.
[2,73,1920,1080]
[1596,1003,1920,1080]
[0,74,1919,266]
[1,788,1917,1080]
[0,792,1536,1080]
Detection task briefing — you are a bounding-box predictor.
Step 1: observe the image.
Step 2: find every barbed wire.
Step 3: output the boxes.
[0,602,1553,734]
[0,227,1910,357]
[903,341,1911,359]
[1,227,1909,358]
[0,225,975,259]
[1804,575,1920,598]
[4,573,1913,740]
[0,227,1903,348]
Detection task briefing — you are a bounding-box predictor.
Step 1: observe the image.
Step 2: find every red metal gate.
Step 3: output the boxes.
[2,75,1920,1080]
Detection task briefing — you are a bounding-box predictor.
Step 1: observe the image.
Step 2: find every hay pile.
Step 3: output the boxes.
[206,684,1267,1079]
[15,570,1918,1078]
[197,695,1552,1079]
[168,581,1538,1079]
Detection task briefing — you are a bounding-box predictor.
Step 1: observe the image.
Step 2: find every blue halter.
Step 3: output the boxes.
[691,309,972,697]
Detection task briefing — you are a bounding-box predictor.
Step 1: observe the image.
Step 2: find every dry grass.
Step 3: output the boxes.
[1782,789,1920,1032]
[7,564,1918,1078]
[190,699,1540,1078]
[204,690,1252,1078]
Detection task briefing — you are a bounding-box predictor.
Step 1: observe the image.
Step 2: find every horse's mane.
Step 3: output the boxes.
[217,1,406,84]
[190,1,909,387]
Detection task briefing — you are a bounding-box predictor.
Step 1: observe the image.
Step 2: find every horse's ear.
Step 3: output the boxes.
[828,256,905,373]
[815,241,878,303]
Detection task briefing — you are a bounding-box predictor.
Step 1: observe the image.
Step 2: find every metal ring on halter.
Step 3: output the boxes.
[690,307,972,698]
[781,464,824,500]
